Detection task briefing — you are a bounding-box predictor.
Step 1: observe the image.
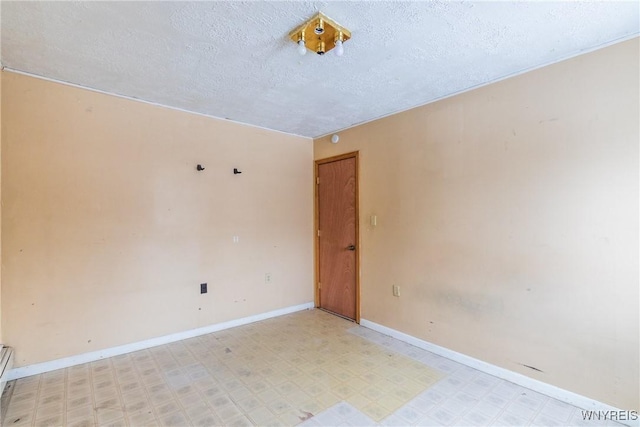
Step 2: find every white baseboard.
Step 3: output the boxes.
[5,302,314,381]
[360,318,629,417]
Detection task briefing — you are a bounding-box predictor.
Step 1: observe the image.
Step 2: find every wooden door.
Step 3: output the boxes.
[316,153,359,321]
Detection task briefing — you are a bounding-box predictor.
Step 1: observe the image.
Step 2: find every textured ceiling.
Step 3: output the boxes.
[1,1,638,138]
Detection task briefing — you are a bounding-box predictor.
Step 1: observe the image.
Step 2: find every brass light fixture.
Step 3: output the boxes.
[289,12,351,56]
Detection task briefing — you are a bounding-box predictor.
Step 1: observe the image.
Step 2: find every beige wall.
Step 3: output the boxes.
[1,72,313,367]
[315,38,639,410]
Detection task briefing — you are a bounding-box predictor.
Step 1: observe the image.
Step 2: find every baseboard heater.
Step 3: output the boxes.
[0,345,14,395]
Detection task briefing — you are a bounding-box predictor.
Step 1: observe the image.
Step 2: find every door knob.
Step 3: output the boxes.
[347,245,356,251]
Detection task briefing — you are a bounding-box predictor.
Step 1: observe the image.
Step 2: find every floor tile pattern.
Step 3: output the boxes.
[347,325,628,427]
[0,309,630,426]
[1,309,441,426]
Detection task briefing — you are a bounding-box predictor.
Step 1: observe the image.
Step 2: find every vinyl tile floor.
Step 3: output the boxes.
[0,309,628,427]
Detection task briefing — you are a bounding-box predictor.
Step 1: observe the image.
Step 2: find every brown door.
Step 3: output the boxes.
[316,153,358,321]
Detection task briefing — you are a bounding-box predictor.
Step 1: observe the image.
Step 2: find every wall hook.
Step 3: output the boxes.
[197,164,205,171]
[233,168,242,174]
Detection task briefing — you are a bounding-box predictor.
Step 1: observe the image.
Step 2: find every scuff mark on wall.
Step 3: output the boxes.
[434,289,504,317]
[520,363,544,373]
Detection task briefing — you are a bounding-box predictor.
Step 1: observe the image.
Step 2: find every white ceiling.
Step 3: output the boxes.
[1,1,638,138]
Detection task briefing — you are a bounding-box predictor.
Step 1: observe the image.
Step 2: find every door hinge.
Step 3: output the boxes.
[317,230,321,237]
[316,177,320,185]
[318,282,321,289]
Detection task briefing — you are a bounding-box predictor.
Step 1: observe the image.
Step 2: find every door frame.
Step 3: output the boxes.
[314,151,360,323]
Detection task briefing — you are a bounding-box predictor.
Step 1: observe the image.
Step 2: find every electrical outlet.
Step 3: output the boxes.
[265,273,272,284]
[200,283,207,294]
[392,285,400,297]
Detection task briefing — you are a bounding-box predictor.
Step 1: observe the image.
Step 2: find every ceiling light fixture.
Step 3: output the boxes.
[289,12,351,57]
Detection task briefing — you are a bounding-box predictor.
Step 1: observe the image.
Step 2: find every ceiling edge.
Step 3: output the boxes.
[312,33,640,140]
[1,68,313,141]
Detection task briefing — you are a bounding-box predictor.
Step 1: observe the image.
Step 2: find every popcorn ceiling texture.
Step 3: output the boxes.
[1,1,638,137]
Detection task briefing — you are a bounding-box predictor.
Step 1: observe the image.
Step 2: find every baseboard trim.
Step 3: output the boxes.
[360,318,628,417]
[6,302,314,381]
